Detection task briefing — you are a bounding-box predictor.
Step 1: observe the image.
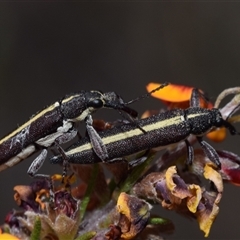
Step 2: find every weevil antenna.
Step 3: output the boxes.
[125,82,169,105]
[117,110,146,133]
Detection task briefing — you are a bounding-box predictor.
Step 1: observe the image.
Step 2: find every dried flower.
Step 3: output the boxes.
[132,165,222,237]
[2,178,80,240]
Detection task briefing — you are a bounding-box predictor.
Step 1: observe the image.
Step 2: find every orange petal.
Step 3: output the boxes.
[146,82,214,109]
[146,82,194,102]
[206,128,227,142]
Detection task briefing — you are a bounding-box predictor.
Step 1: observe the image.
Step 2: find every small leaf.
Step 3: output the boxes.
[79,164,99,221]
[74,231,96,240]
[30,216,41,240]
[149,217,171,225]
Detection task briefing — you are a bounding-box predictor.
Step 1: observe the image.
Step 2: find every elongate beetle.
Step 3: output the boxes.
[0,90,138,173]
[50,89,238,169]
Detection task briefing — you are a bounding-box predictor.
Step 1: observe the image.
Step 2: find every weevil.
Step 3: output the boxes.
[0,84,167,175]
[0,90,138,173]
[50,88,238,169]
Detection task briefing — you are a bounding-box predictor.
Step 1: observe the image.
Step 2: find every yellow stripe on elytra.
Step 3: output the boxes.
[67,115,184,156]
[61,94,80,104]
[61,91,103,105]
[187,112,207,119]
[0,102,60,144]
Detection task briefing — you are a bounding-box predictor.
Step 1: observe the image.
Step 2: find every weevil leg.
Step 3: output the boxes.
[128,155,148,169]
[27,148,56,206]
[106,154,149,185]
[106,157,128,164]
[54,129,78,145]
[117,110,147,134]
[197,137,221,168]
[190,89,201,107]
[54,142,69,178]
[106,152,148,169]
[223,120,239,135]
[48,129,77,156]
[190,88,210,108]
[185,139,194,165]
[50,129,78,178]
[27,149,50,178]
[85,115,109,161]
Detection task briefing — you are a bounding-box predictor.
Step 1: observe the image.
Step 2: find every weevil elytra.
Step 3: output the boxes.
[50,88,238,169]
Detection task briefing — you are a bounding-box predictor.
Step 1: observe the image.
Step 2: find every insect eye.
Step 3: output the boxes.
[88,99,104,108]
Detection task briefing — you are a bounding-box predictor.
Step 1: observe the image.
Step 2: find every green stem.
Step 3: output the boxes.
[79,164,99,221]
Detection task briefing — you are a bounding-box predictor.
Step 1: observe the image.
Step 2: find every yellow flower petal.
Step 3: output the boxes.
[117,192,150,239]
[204,164,223,194]
[187,184,202,213]
[0,233,19,240]
[165,166,177,191]
[197,203,219,237]
[165,166,191,199]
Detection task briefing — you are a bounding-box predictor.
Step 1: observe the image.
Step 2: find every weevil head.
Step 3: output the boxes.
[210,108,238,135]
[60,90,138,121]
[186,108,225,136]
[60,90,106,121]
[86,91,105,109]
[102,92,138,119]
[206,108,223,127]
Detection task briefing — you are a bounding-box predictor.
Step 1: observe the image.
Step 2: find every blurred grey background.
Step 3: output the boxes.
[0,3,240,239]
